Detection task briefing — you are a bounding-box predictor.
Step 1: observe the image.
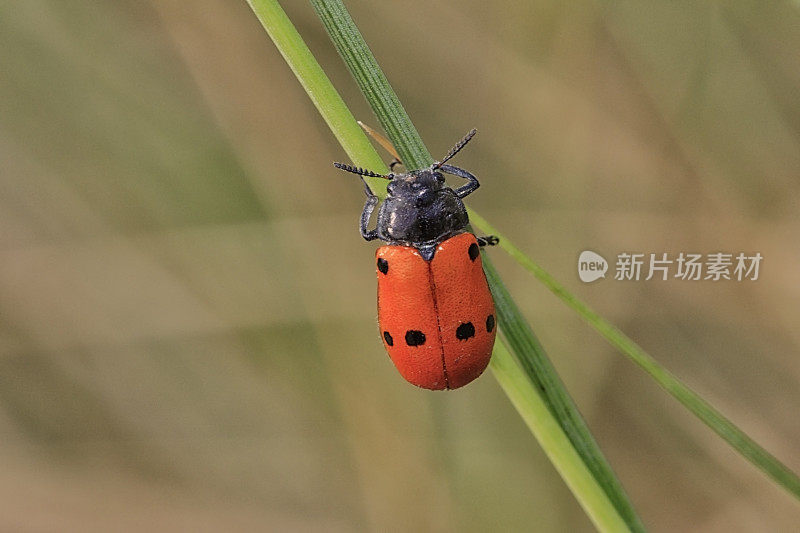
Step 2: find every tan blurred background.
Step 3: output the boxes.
[1,0,799,531]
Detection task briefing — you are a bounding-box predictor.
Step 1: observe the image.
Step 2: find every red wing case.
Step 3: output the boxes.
[430,233,495,389]
[376,245,447,389]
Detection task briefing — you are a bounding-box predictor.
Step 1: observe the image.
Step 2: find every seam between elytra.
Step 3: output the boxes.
[426,258,449,389]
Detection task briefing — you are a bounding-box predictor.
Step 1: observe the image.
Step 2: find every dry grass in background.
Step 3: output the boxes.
[1,1,799,531]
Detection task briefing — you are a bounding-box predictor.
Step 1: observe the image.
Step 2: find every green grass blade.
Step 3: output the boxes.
[469,209,800,499]
[307,1,645,530]
[482,253,644,530]
[491,339,630,532]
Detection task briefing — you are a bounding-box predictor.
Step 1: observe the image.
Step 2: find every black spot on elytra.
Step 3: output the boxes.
[405,330,426,346]
[468,243,480,261]
[486,314,495,333]
[456,322,475,340]
[383,331,393,346]
[377,258,389,274]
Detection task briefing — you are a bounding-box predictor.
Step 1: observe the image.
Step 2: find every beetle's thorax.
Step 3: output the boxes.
[375,167,469,258]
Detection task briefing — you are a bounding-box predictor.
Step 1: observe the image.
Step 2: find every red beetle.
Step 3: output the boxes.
[335,130,497,390]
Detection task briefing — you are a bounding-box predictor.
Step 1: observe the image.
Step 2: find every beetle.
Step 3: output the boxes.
[334,129,497,390]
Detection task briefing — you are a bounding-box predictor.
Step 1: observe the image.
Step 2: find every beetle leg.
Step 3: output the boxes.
[439,164,480,198]
[360,177,380,241]
[476,235,499,247]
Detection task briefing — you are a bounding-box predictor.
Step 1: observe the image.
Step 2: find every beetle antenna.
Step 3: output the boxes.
[333,162,393,179]
[435,128,477,168]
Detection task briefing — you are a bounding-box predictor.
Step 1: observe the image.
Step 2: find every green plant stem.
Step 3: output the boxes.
[491,340,629,532]
[482,252,642,527]
[468,210,800,499]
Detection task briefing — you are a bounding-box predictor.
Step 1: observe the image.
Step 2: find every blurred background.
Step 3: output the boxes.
[1,0,799,531]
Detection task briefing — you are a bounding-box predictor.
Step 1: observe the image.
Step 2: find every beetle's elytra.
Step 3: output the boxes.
[335,129,497,390]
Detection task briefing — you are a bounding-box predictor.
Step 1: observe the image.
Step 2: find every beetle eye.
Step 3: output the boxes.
[434,172,445,183]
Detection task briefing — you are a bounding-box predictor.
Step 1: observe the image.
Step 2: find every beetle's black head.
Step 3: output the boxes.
[386,167,444,204]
